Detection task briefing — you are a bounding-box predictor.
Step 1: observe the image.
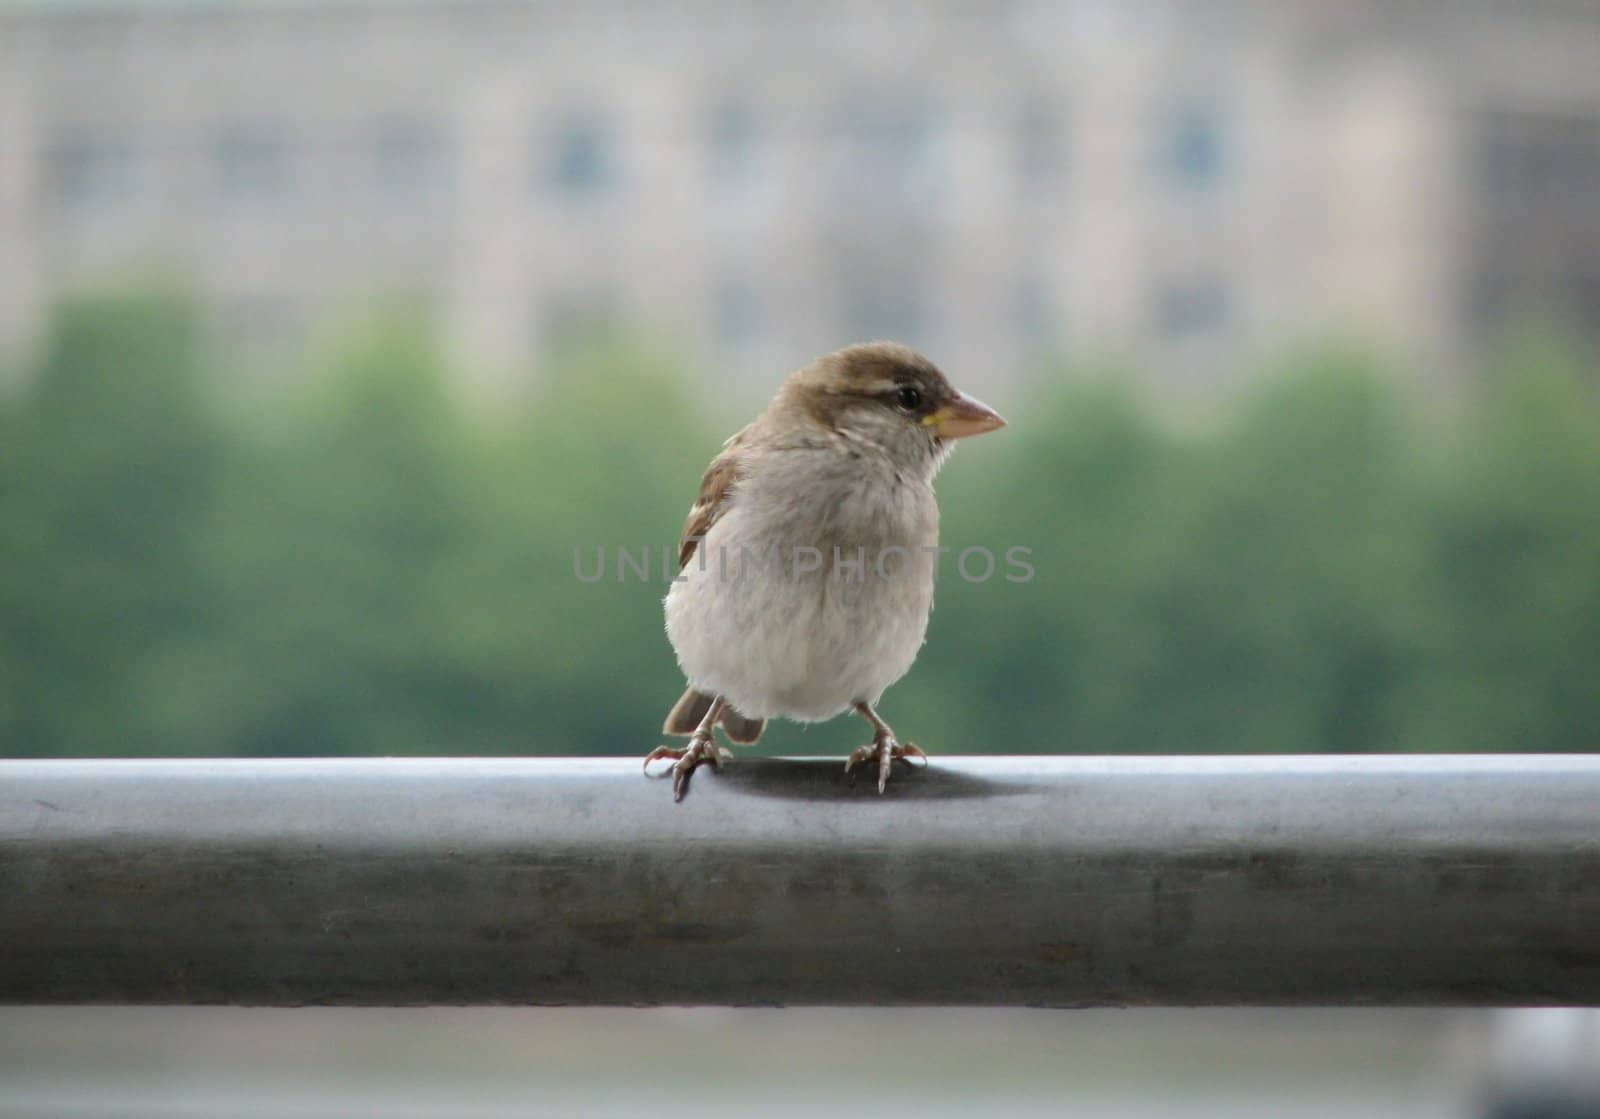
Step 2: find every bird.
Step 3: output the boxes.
[644,341,1006,800]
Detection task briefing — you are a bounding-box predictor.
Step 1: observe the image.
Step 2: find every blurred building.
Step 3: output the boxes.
[0,0,1597,396]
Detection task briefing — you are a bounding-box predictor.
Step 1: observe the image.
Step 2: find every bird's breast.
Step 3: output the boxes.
[663,448,940,721]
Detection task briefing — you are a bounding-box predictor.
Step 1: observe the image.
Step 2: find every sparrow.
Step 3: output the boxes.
[644,341,1006,800]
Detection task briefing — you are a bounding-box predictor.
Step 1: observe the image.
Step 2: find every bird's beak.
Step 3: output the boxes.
[924,391,1007,439]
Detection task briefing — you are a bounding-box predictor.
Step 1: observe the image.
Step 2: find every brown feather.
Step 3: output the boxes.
[663,688,713,735]
[662,687,767,745]
[718,709,766,744]
[677,428,747,571]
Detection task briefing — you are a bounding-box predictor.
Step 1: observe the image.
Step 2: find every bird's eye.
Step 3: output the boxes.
[894,386,923,411]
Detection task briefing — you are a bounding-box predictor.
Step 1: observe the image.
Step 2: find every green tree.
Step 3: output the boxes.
[901,352,1425,756]
[7,291,1598,763]
[0,291,222,755]
[192,315,478,755]
[1147,350,1424,753]
[1400,325,1600,751]
[896,372,1190,754]
[441,336,718,756]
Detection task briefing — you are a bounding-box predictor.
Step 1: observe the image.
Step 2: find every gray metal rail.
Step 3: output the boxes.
[1,755,1597,1006]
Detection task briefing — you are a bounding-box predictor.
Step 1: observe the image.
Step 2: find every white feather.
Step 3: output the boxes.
[664,440,940,722]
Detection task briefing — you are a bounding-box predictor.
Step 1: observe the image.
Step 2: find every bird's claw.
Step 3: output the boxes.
[644,737,733,801]
[844,737,927,794]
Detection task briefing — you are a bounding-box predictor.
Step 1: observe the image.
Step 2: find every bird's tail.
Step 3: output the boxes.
[662,688,766,744]
[718,706,766,744]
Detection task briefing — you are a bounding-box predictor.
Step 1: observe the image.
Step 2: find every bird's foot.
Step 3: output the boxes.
[643,735,734,802]
[844,734,927,794]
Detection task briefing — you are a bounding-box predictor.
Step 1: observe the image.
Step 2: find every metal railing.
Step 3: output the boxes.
[2,755,1596,1006]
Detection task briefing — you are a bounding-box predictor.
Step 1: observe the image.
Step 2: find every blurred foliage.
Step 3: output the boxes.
[1,292,1597,757]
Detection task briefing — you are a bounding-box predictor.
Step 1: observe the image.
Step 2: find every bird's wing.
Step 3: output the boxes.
[678,428,748,571]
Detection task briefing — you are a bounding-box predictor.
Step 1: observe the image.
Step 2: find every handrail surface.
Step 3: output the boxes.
[1,755,1596,1006]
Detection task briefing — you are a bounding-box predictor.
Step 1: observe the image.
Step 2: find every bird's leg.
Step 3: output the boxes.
[844,701,928,794]
[643,695,733,802]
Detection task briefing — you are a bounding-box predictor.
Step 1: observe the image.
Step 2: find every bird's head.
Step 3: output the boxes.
[783,341,1006,473]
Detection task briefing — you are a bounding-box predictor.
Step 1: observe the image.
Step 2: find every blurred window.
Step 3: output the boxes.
[714,278,767,353]
[1017,274,1059,351]
[1472,108,1600,338]
[375,117,452,204]
[1018,97,1066,189]
[708,100,763,196]
[47,128,138,215]
[212,121,294,205]
[1480,109,1600,206]
[545,111,616,200]
[208,296,305,370]
[46,12,127,53]
[842,275,926,343]
[542,289,619,352]
[834,96,943,214]
[1156,276,1230,340]
[1162,99,1226,195]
